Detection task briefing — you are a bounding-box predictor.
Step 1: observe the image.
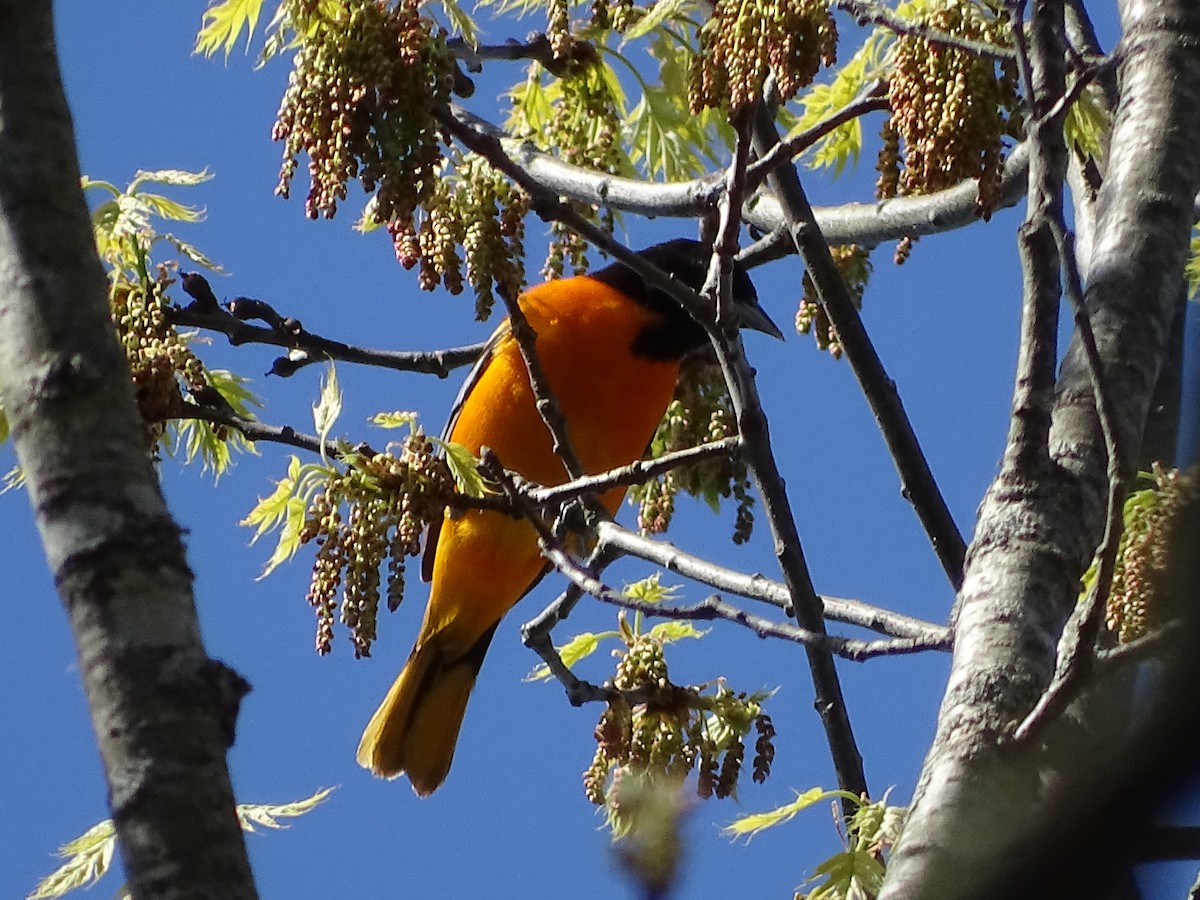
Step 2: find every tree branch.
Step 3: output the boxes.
[750,104,968,589]
[0,6,257,897]
[594,521,951,643]
[171,279,485,378]
[445,103,1032,249]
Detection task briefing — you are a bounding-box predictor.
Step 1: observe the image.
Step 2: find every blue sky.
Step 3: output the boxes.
[5,4,1198,899]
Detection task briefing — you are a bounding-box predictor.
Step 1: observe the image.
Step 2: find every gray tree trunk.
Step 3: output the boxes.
[0,4,259,897]
[879,0,1200,896]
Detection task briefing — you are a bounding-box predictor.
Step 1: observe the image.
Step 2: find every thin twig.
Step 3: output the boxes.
[750,105,967,589]
[745,82,890,191]
[706,109,870,799]
[595,521,951,642]
[529,437,742,506]
[836,0,1019,60]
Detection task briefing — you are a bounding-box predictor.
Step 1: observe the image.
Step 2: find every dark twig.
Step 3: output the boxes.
[704,110,870,800]
[745,82,890,191]
[497,292,586,481]
[750,106,967,589]
[835,0,1019,60]
[173,276,484,378]
[529,437,742,506]
[1012,225,1128,743]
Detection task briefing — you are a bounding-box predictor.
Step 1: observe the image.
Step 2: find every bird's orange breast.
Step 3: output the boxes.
[422,276,684,644]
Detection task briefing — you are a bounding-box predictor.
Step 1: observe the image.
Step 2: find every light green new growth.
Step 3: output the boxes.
[28,787,334,900]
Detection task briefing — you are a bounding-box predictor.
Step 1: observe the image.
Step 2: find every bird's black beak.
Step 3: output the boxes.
[737,300,785,341]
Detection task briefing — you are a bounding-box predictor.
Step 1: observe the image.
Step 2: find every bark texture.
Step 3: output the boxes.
[0,4,258,898]
[879,1,1200,897]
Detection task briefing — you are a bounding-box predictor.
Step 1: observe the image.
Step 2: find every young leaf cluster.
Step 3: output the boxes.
[28,788,333,900]
[85,169,259,474]
[725,790,906,898]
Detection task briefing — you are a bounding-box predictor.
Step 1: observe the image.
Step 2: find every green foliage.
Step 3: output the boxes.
[726,790,906,897]
[172,369,262,476]
[1186,228,1200,300]
[196,0,269,58]
[85,168,259,477]
[524,629,621,681]
[28,788,334,900]
[84,168,220,273]
[1064,84,1109,164]
[790,31,893,176]
[723,786,848,841]
[525,573,702,681]
[242,454,337,578]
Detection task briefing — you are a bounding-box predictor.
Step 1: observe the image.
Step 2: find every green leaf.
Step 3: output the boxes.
[790,31,894,176]
[312,363,342,462]
[236,786,336,832]
[623,572,681,603]
[722,787,853,841]
[129,167,214,192]
[27,820,116,900]
[370,410,419,430]
[1186,228,1200,301]
[620,0,693,42]
[646,620,708,644]
[435,0,479,44]
[136,192,206,224]
[1064,86,1109,163]
[806,848,887,899]
[0,405,8,445]
[435,439,491,498]
[242,455,304,544]
[30,788,334,899]
[524,630,621,681]
[164,234,224,272]
[1,465,24,494]
[195,0,268,58]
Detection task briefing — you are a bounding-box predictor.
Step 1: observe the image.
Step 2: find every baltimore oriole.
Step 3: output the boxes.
[356,238,780,795]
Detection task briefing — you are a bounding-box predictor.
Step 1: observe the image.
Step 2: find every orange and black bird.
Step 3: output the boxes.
[356,238,780,795]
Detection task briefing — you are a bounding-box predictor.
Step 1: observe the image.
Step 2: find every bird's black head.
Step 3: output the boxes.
[588,238,782,361]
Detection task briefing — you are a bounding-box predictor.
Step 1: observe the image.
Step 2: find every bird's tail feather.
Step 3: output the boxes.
[356,623,498,796]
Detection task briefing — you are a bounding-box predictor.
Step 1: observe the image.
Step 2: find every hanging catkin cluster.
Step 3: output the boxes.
[400,157,530,320]
[877,0,1019,215]
[272,0,452,236]
[795,244,873,358]
[690,0,837,114]
[300,435,456,657]
[631,360,754,544]
[583,627,776,828]
[1103,466,1200,643]
[109,268,209,445]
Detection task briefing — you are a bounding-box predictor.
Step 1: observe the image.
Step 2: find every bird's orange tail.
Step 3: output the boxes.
[356,624,497,796]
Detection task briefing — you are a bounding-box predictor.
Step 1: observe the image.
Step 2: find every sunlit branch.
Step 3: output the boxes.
[594,521,952,643]
[444,104,1032,248]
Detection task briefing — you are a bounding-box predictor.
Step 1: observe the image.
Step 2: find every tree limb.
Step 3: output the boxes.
[0,5,257,897]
